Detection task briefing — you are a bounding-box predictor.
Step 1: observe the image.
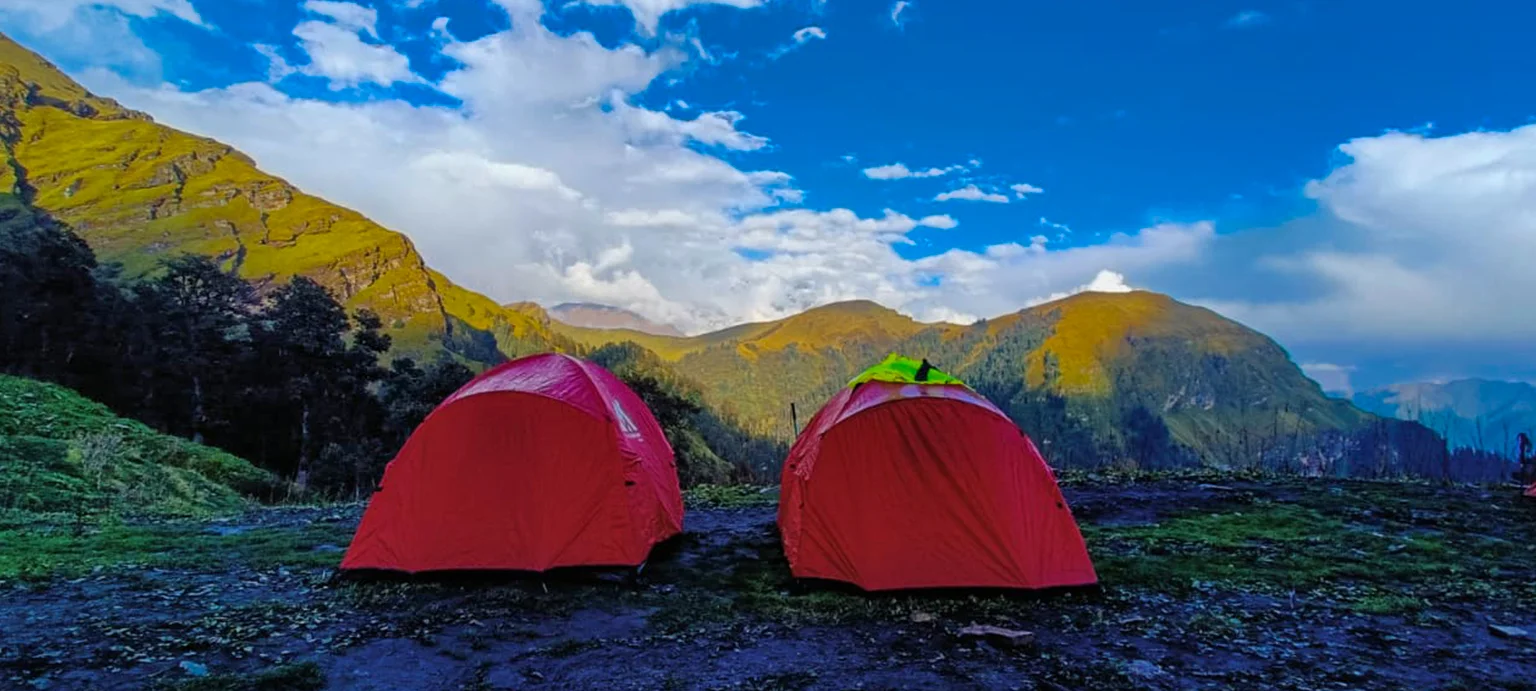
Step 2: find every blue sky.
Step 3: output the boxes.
[3,0,1536,390]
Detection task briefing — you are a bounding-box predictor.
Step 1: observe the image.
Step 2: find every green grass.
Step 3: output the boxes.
[1083,484,1536,604]
[0,375,280,517]
[683,484,778,509]
[0,518,353,581]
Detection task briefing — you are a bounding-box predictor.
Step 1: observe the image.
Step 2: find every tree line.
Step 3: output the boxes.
[1,199,479,496]
[1,197,781,494]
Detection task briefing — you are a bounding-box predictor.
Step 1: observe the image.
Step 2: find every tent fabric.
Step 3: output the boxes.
[342,353,683,573]
[847,352,965,388]
[778,360,1097,592]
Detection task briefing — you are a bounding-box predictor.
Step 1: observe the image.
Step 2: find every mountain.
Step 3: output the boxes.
[0,33,1448,478]
[1354,379,1536,455]
[547,302,685,337]
[0,33,558,365]
[563,290,1378,469]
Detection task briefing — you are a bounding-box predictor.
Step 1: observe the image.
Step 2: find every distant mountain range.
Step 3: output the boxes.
[0,32,1461,477]
[1354,379,1536,456]
[546,303,685,337]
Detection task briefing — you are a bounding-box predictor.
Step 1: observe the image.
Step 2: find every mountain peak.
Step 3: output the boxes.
[0,33,144,122]
[548,303,685,338]
[0,31,556,364]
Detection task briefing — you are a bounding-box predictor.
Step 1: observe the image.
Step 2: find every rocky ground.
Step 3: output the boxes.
[3,477,1536,690]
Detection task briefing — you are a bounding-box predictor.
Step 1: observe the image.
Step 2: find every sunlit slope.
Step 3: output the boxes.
[558,290,1371,464]
[0,33,556,364]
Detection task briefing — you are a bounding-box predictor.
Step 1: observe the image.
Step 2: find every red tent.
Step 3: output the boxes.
[778,355,1097,591]
[342,353,683,573]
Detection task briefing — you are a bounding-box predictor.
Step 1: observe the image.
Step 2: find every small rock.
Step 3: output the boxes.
[312,544,344,553]
[179,661,209,677]
[958,624,1034,648]
[1490,624,1529,640]
[910,612,936,624]
[1126,660,1167,680]
[1386,544,1407,554]
[1197,483,1235,491]
[1117,615,1147,626]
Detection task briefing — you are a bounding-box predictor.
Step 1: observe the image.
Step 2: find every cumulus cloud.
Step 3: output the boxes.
[0,0,204,80]
[1179,125,1536,382]
[1011,182,1044,197]
[862,162,961,180]
[580,0,767,35]
[48,0,1333,344]
[292,21,417,88]
[935,184,1009,203]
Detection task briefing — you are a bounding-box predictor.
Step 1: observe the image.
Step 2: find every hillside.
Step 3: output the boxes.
[0,33,558,365]
[565,291,1376,469]
[548,302,685,337]
[1354,379,1536,455]
[0,375,278,516]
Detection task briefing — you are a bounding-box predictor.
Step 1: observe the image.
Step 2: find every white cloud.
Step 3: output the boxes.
[580,0,767,35]
[254,44,295,82]
[0,0,204,80]
[769,26,828,59]
[303,0,378,38]
[66,1,1225,336]
[862,162,960,179]
[293,20,418,88]
[1011,182,1044,197]
[935,184,1008,203]
[412,151,585,201]
[430,17,450,39]
[1189,125,1536,363]
[890,0,910,28]
[1300,363,1355,394]
[1039,217,1072,235]
[792,26,826,43]
[1226,10,1270,28]
[611,100,769,151]
[0,0,201,27]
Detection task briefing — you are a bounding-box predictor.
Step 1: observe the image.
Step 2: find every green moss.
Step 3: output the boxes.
[0,519,353,580]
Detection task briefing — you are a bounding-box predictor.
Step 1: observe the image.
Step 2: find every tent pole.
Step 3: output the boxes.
[791,403,800,437]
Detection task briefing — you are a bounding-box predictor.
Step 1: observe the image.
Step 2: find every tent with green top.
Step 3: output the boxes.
[777,354,1097,591]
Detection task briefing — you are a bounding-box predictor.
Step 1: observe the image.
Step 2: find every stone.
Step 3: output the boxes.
[910,612,936,624]
[1126,660,1167,680]
[957,624,1034,648]
[179,661,208,677]
[1490,624,1529,640]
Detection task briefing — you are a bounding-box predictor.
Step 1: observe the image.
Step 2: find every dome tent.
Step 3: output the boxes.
[778,354,1097,591]
[343,353,683,573]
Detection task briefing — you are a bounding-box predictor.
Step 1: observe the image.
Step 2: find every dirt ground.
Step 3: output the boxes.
[4,478,1536,690]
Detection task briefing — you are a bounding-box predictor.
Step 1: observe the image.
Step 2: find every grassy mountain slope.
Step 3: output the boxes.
[565,291,1374,467]
[1354,379,1536,455]
[0,375,278,515]
[0,33,556,364]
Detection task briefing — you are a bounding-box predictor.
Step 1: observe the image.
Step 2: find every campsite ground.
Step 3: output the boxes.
[4,476,1536,691]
